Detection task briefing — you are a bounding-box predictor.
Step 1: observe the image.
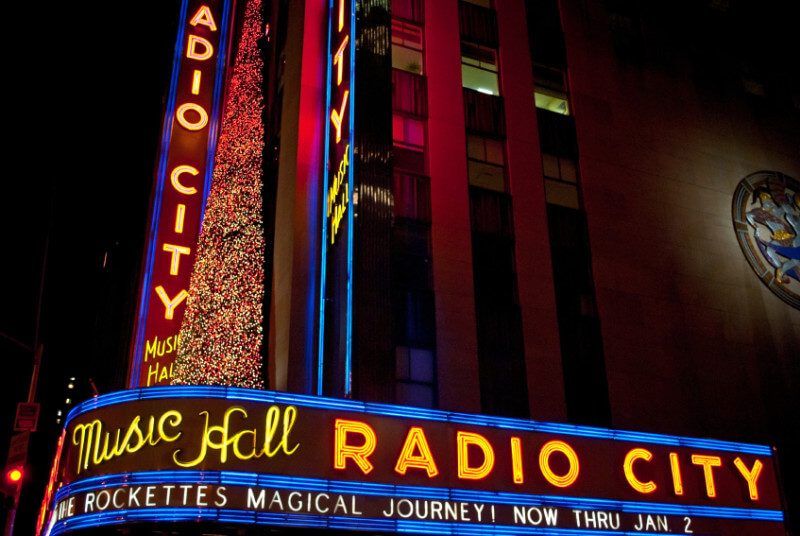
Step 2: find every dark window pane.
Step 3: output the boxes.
[393,0,425,23]
[392,69,428,117]
[458,1,498,47]
[394,172,431,221]
[469,186,514,237]
[463,88,506,137]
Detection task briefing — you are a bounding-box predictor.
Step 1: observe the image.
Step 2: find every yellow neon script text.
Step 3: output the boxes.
[72,411,182,474]
[145,334,181,362]
[173,406,299,467]
[327,146,350,244]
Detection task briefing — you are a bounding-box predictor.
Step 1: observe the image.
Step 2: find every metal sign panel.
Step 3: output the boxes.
[128,0,234,387]
[318,0,356,398]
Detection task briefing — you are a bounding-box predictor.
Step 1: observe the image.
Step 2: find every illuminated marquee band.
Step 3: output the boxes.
[129,0,233,388]
[46,388,786,535]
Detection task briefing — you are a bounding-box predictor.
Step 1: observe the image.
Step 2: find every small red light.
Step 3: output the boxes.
[7,468,23,483]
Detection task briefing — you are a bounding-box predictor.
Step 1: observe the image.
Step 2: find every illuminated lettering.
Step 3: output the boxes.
[456,431,495,480]
[191,70,202,95]
[189,5,217,31]
[171,165,200,195]
[72,411,182,473]
[338,0,345,31]
[154,286,188,319]
[175,204,187,233]
[333,37,349,86]
[623,448,657,494]
[511,437,524,484]
[176,102,209,131]
[334,419,376,474]
[172,406,298,467]
[691,454,722,498]
[144,335,181,362]
[163,244,192,275]
[394,427,439,477]
[539,440,579,488]
[147,361,174,386]
[330,90,349,143]
[733,457,763,501]
[186,34,213,60]
[669,452,684,496]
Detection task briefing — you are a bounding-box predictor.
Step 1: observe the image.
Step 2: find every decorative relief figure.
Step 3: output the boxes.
[732,171,800,309]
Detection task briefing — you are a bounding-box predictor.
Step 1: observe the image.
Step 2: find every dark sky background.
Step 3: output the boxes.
[1,1,181,532]
[1,0,798,534]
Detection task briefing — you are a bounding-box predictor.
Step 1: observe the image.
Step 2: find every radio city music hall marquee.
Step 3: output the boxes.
[44,387,785,535]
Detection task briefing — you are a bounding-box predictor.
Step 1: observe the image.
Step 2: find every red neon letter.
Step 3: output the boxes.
[330,91,349,143]
[457,431,495,480]
[333,36,349,86]
[186,35,214,60]
[394,427,438,477]
[511,437,524,484]
[334,419,376,474]
[691,454,722,498]
[154,286,188,320]
[171,165,199,195]
[539,440,579,488]
[733,457,763,501]
[623,448,657,494]
[669,452,684,496]
[189,5,217,31]
[176,103,209,131]
[163,244,191,275]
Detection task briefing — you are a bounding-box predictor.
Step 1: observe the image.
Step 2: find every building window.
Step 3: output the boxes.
[393,289,435,347]
[533,64,570,115]
[392,69,428,117]
[463,88,506,138]
[469,186,514,238]
[536,109,577,158]
[461,41,499,95]
[458,0,498,47]
[542,153,579,209]
[392,19,424,74]
[393,113,426,173]
[535,87,570,115]
[393,113,425,150]
[393,0,424,23]
[394,172,431,222]
[467,135,505,192]
[395,346,435,408]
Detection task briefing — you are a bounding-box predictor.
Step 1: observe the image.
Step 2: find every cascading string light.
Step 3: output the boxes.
[172,0,265,388]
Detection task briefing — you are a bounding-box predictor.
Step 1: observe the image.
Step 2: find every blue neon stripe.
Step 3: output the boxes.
[343,0,356,397]
[129,0,191,388]
[129,0,232,388]
[317,0,336,397]
[66,388,773,455]
[43,506,772,536]
[54,470,783,524]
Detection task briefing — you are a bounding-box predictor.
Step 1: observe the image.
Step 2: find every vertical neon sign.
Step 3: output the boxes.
[319,0,356,397]
[129,0,233,388]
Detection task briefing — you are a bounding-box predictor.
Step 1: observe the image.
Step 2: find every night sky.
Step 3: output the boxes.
[1,1,181,532]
